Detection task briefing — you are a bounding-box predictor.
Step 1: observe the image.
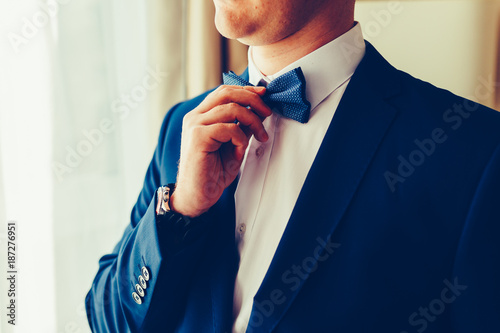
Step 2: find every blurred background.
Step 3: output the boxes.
[0,0,499,332]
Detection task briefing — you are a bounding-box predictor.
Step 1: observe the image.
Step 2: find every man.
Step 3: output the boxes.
[86,0,500,332]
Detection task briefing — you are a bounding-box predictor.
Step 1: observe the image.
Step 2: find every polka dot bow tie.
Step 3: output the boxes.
[223,68,311,124]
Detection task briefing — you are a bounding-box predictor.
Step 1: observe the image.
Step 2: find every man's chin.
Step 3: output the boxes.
[215,20,247,42]
[217,24,264,47]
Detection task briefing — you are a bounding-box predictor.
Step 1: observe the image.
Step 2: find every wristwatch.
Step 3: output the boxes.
[154,183,207,254]
[156,184,176,215]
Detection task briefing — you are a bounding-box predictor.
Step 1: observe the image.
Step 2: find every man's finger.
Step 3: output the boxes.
[199,123,250,160]
[200,104,269,142]
[196,86,272,118]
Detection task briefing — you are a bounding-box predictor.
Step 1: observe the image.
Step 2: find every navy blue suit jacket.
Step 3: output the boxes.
[86,42,500,332]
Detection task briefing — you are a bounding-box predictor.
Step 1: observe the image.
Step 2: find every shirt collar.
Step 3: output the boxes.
[247,22,366,114]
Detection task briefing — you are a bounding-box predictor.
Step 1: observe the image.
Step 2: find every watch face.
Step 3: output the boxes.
[162,186,170,212]
[162,188,170,202]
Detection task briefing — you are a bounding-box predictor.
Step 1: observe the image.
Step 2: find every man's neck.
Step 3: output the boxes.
[251,18,355,76]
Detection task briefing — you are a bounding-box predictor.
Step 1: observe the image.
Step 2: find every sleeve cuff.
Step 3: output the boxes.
[155,190,211,256]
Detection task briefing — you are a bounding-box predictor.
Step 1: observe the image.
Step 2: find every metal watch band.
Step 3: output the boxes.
[156,184,176,215]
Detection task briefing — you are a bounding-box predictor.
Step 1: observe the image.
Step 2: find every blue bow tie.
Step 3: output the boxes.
[223,68,311,124]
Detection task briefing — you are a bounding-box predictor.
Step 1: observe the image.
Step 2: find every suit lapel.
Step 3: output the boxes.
[247,42,401,332]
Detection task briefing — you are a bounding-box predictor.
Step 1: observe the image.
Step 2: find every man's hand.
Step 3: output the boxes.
[170,85,272,217]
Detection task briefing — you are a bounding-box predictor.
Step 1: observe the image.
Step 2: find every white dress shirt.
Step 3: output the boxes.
[232,23,366,332]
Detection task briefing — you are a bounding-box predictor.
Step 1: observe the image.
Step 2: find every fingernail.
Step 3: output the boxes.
[261,130,269,142]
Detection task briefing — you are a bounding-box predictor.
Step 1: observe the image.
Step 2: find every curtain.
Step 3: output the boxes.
[0,0,159,331]
[185,0,248,98]
[50,0,171,330]
[0,0,57,331]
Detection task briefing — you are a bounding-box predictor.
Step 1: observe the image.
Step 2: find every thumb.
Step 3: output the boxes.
[245,86,266,96]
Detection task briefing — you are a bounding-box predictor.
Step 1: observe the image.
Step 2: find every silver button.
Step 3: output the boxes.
[238,224,246,234]
[135,284,145,297]
[132,292,142,305]
[138,275,147,289]
[255,146,265,158]
[141,266,150,281]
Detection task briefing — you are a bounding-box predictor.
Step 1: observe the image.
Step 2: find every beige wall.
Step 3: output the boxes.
[355,0,500,110]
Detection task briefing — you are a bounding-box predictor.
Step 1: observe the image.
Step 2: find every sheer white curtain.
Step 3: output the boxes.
[0,0,56,331]
[51,1,151,331]
[0,0,185,331]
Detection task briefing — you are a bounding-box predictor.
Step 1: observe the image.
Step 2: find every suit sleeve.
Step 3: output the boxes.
[451,142,500,332]
[85,104,212,332]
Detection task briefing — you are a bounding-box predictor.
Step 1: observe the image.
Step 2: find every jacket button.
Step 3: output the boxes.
[132,292,142,305]
[141,266,150,281]
[138,275,147,289]
[135,284,145,297]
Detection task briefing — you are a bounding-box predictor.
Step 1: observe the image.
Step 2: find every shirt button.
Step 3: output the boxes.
[238,224,246,234]
[255,146,265,158]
